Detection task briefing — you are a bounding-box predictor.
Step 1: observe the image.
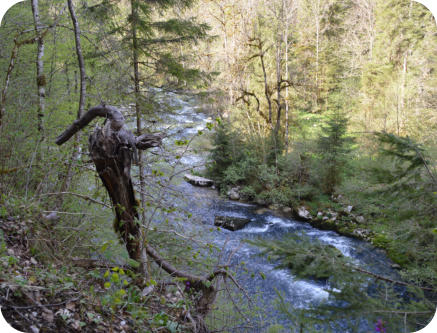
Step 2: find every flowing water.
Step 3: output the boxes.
[131,90,400,331]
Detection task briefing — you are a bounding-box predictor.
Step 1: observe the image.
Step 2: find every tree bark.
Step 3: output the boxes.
[0,39,19,129]
[58,0,87,197]
[398,0,413,136]
[56,105,161,264]
[274,29,282,138]
[284,12,289,150]
[259,40,272,126]
[31,0,45,138]
[130,0,151,278]
[67,0,86,119]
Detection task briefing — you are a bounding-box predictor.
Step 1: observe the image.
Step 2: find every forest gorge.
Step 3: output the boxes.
[0,0,437,332]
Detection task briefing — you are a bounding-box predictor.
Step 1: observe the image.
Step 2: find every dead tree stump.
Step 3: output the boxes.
[56,104,161,266]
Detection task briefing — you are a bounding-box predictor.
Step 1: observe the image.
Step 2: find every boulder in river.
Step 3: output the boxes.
[214,215,251,231]
[227,187,240,200]
[184,174,214,187]
[296,206,312,221]
[255,208,269,215]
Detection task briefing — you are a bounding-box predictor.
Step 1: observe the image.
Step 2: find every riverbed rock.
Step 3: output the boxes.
[227,187,240,200]
[327,210,338,220]
[344,205,353,214]
[255,208,268,215]
[356,215,365,223]
[255,197,266,206]
[282,206,292,214]
[296,206,312,220]
[184,174,214,187]
[353,228,370,239]
[214,215,251,231]
[269,204,280,211]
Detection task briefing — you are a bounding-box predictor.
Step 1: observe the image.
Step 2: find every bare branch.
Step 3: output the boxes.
[55,104,124,145]
[39,192,111,208]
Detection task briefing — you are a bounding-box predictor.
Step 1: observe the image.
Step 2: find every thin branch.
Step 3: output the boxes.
[39,192,111,208]
[350,265,436,292]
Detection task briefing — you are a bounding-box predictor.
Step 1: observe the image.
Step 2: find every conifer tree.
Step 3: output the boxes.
[316,110,352,195]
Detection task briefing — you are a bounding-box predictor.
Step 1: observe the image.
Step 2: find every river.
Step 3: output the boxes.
[129,90,401,332]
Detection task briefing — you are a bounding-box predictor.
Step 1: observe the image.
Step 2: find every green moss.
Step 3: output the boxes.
[386,248,409,265]
[371,233,390,248]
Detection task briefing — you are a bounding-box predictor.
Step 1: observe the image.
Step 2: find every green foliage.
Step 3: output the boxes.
[207,120,243,185]
[249,233,435,332]
[247,233,347,281]
[376,131,436,184]
[315,111,354,195]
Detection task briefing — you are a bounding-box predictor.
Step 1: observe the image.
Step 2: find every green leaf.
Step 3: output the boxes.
[127,258,140,268]
[100,242,110,253]
[111,273,120,283]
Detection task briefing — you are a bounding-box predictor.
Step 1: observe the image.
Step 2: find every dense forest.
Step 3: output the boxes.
[0,0,436,332]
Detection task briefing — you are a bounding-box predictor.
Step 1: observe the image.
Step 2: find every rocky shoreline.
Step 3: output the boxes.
[184,179,403,269]
[184,176,401,269]
[185,180,372,241]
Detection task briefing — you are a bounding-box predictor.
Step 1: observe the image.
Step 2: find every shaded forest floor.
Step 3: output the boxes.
[0,214,192,333]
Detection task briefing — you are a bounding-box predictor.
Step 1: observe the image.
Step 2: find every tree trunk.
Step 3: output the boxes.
[67,0,86,119]
[398,0,413,136]
[56,105,161,265]
[31,0,45,138]
[284,1,289,149]
[130,0,150,278]
[59,0,87,196]
[258,38,273,126]
[313,0,321,111]
[274,28,282,138]
[0,40,19,129]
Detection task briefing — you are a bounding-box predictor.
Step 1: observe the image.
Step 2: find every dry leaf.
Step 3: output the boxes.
[42,310,54,323]
[66,301,76,311]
